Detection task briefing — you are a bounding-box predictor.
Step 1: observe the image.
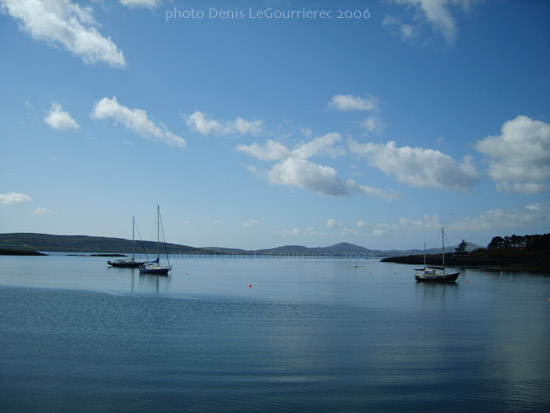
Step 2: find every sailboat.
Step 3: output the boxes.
[415,228,460,283]
[139,206,172,276]
[108,217,146,268]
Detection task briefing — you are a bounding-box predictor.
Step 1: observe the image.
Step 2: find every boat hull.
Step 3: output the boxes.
[415,272,460,283]
[108,259,145,268]
[139,265,171,276]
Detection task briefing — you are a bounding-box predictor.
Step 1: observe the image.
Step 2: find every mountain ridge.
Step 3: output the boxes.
[0,232,483,256]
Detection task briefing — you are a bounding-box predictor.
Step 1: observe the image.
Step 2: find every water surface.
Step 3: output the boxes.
[1,254,548,411]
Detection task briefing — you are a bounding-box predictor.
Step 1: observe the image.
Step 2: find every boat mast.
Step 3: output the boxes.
[423,243,426,268]
[132,216,135,260]
[441,227,446,270]
[156,205,160,261]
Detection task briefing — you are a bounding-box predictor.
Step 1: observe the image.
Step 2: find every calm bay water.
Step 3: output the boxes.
[1,254,549,412]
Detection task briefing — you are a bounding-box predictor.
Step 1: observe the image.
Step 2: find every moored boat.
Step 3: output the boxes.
[139,258,171,275]
[139,206,171,276]
[108,217,146,268]
[415,228,460,283]
[107,257,145,268]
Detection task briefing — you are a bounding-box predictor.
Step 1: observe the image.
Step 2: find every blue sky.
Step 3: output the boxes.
[1,0,549,250]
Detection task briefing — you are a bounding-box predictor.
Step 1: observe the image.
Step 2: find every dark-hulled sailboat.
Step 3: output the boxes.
[139,206,171,276]
[108,217,146,268]
[415,228,460,283]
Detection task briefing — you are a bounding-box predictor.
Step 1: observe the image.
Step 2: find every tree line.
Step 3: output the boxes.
[486,234,550,251]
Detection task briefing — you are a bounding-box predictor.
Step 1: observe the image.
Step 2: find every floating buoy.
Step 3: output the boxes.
[486,272,488,275]
[248,284,252,288]
[466,280,470,284]
[186,272,189,276]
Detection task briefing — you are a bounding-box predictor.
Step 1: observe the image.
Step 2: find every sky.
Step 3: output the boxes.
[1,0,549,251]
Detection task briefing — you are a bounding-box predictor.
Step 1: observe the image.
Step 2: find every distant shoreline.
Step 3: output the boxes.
[381,254,550,274]
[0,248,48,256]
[0,249,131,257]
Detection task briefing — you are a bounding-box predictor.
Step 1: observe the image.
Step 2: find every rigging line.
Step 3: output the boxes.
[159,210,171,268]
[134,219,149,261]
[443,227,457,267]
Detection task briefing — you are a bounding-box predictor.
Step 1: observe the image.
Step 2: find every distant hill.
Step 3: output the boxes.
[0,233,483,257]
[255,242,378,257]
[0,233,208,255]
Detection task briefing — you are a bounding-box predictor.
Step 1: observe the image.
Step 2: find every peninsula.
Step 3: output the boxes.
[382,234,550,273]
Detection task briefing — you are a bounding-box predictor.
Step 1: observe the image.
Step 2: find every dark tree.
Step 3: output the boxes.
[488,236,504,250]
[455,240,468,255]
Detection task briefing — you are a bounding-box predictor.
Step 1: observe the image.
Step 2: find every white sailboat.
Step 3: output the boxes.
[108,217,146,268]
[415,228,460,283]
[139,206,172,276]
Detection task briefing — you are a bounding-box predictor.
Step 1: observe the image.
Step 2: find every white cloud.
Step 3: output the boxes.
[277,228,303,236]
[184,111,222,135]
[326,218,342,229]
[348,139,480,191]
[44,102,79,130]
[366,214,442,240]
[414,0,458,45]
[397,214,442,231]
[329,95,378,112]
[360,116,385,135]
[33,207,53,215]
[184,111,262,136]
[366,202,550,242]
[293,133,346,159]
[232,117,262,135]
[447,202,550,232]
[91,97,186,147]
[356,220,369,228]
[385,0,476,46]
[119,0,159,8]
[300,128,313,137]
[268,157,350,196]
[382,15,418,43]
[239,133,396,199]
[326,218,362,237]
[400,23,416,40]
[474,116,550,195]
[276,226,325,237]
[238,133,349,196]
[346,179,401,202]
[0,192,32,205]
[236,140,290,161]
[372,228,387,238]
[0,0,126,68]
[242,218,260,228]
